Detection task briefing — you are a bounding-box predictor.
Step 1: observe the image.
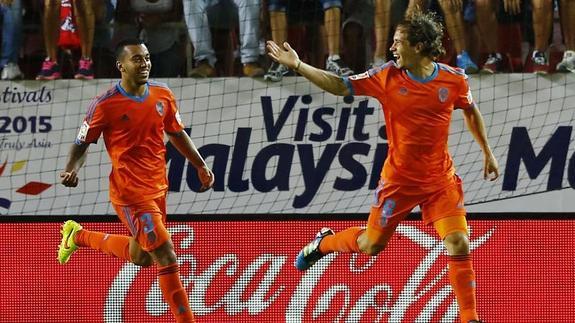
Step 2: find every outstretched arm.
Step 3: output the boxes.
[60,142,90,187]
[266,41,351,96]
[462,105,499,181]
[166,130,214,191]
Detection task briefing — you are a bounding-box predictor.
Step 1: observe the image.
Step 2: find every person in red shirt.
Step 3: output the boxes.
[267,10,498,323]
[58,39,213,323]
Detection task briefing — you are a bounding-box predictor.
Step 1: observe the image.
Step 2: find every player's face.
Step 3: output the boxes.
[118,44,151,85]
[390,29,419,69]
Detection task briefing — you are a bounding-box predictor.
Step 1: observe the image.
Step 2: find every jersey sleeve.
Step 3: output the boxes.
[163,90,185,133]
[75,98,107,145]
[454,74,474,110]
[342,62,392,97]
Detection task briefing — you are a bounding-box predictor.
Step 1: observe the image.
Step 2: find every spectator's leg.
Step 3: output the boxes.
[324,6,341,57]
[235,0,261,63]
[269,10,287,44]
[530,0,552,73]
[559,0,574,50]
[532,0,553,53]
[557,0,575,72]
[183,0,217,67]
[43,0,61,62]
[235,0,264,76]
[0,0,23,68]
[438,0,478,73]
[475,0,498,54]
[475,0,503,73]
[438,0,466,54]
[73,0,95,59]
[373,0,391,64]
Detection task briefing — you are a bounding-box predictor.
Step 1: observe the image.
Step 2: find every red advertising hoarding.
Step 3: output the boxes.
[1,220,573,322]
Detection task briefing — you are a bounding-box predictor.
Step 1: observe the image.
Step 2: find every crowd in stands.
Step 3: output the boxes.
[0,0,574,81]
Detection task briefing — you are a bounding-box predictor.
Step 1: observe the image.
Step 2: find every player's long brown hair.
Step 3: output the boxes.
[397,10,446,60]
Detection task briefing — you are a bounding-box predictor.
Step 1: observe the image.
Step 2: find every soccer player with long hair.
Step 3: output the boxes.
[267,10,499,323]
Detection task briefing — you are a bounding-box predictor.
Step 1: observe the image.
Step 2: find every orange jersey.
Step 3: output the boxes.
[344,61,474,190]
[75,81,184,205]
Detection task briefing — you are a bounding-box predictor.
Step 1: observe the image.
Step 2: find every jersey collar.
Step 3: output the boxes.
[405,62,438,83]
[116,82,149,102]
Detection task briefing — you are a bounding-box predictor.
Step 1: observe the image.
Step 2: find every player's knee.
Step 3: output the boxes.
[358,239,386,256]
[443,231,470,255]
[150,241,178,266]
[133,254,154,267]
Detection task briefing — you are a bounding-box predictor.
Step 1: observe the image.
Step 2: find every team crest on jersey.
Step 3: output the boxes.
[438,87,449,103]
[155,101,164,116]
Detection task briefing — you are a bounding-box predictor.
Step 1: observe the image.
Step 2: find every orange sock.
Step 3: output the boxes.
[158,264,196,323]
[75,229,131,261]
[319,227,364,254]
[448,255,479,323]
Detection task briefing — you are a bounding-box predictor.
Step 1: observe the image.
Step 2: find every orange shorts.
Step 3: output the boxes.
[113,194,171,252]
[368,175,467,236]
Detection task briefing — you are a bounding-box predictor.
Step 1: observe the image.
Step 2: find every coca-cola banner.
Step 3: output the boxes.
[1,220,574,322]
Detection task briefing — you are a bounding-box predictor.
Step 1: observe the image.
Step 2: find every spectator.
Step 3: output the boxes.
[264,0,354,82]
[474,0,505,73]
[556,0,574,72]
[183,0,265,78]
[36,0,97,80]
[373,0,391,67]
[529,0,553,73]
[340,0,375,73]
[406,0,479,73]
[113,0,186,78]
[0,0,23,80]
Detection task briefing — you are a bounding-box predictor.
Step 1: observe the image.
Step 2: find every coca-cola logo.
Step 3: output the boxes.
[105,224,495,322]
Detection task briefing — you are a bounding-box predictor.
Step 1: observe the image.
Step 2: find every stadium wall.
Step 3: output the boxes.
[0,75,574,322]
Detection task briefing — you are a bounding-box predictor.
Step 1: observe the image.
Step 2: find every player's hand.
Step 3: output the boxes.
[483,153,499,181]
[503,0,521,15]
[197,165,214,192]
[60,170,79,187]
[266,41,300,70]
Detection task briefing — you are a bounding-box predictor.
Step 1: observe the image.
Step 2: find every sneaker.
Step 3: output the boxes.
[456,51,479,74]
[36,58,61,80]
[481,53,503,74]
[531,50,549,74]
[264,61,292,82]
[57,220,83,264]
[74,57,94,80]
[326,57,354,76]
[243,62,265,77]
[1,62,23,80]
[294,227,334,271]
[556,50,575,73]
[189,60,216,78]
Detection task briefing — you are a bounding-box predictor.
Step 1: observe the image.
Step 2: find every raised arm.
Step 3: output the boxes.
[166,130,214,191]
[462,104,499,181]
[60,142,90,187]
[266,41,351,96]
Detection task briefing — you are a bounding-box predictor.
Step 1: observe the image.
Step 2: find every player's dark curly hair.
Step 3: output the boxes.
[115,38,145,60]
[396,10,445,59]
